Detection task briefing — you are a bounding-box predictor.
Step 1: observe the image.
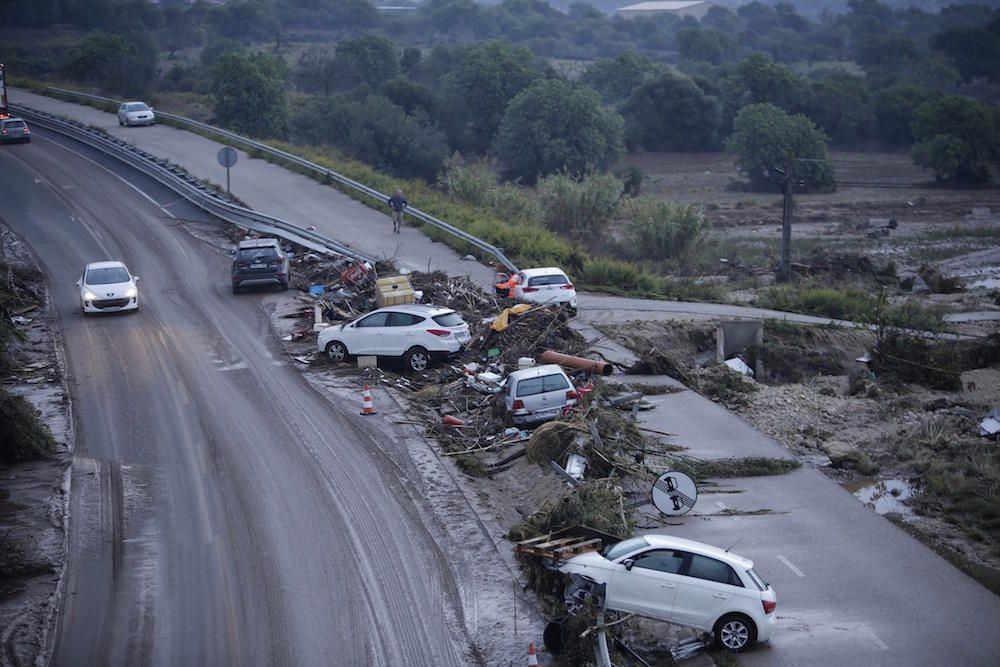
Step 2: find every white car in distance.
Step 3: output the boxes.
[117,101,155,127]
[77,261,140,315]
[510,267,577,312]
[317,304,471,373]
[558,534,776,652]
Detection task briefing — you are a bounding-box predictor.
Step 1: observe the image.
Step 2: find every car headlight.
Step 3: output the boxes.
[125,287,137,298]
[84,291,96,301]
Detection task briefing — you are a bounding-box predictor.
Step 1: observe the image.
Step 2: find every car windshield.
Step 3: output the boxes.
[237,248,278,261]
[515,373,569,397]
[432,312,464,327]
[4,121,25,129]
[528,274,569,287]
[87,267,130,285]
[603,536,649,561]
[127,103,149,112]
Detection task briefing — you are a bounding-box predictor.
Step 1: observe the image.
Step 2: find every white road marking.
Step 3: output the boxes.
[777,554,806,577]
[716,501,739,520]
[217,361,248,372]
[866,626,889,650]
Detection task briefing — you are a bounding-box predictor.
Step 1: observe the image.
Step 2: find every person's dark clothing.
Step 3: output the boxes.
[388,195,407,212]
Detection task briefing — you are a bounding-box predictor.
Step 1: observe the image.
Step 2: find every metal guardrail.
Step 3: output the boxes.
[42,87,519,272]
[11,102,376,264]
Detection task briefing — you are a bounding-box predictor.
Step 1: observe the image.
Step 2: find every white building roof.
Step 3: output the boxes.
[618,1,710,11]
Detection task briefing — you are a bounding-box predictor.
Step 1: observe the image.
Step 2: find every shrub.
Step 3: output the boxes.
[537,172,623,242]
[623,198,709,265]
[580,258,659,294]
[0,388,56,464]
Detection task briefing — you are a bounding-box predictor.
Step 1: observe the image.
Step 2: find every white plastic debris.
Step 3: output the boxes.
[565,453,588,480]
[980,408,1000,437]
[723,357,754,377]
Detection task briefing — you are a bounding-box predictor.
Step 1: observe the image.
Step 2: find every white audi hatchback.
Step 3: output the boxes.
[558,534,776,652]
[317,304,471,373]
[77,261,140,314]
[511,267,577,312]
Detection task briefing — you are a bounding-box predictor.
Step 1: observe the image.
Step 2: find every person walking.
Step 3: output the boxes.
[387,188,408,234]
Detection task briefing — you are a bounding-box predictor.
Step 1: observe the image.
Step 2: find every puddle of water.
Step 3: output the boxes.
[968,277,1000,289]
[843,478,915,517]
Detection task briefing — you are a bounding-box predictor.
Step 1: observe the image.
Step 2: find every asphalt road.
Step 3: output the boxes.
[1,128,476,665]
[632,382,1000,665]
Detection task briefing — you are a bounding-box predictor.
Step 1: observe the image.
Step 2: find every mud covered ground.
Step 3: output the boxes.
[0,224,72,666]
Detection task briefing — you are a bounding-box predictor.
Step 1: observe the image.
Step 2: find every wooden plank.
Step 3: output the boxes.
[525,537,578,551]
[554,538,601,553]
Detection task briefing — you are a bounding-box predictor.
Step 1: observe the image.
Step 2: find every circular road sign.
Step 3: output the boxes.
[651,471,698,516]
[217,146,238,168]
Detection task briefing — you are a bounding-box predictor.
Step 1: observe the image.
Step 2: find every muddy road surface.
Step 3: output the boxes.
[0,127,477,665]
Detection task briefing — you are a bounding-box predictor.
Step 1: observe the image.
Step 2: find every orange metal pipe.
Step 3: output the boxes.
[540,350,614,376]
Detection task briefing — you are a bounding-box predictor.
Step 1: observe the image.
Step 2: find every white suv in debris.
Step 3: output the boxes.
[558,534,776,652]
[317,304,471,373]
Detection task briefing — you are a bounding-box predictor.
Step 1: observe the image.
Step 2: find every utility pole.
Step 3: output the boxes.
[775,151,794,282]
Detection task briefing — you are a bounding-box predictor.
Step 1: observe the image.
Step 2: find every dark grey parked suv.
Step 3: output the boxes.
[231,238,289,293]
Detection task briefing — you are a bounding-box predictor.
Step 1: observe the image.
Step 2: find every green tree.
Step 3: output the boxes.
[290,94,448,181]
[443,40,543,153]
[676,28,735,65]
[331,33,401,91]
[872,84,941,146]
[381,78,437,118]
[805,73,874,145]
[495,80,624,184]
[722,54,808,131]
[931,26,1000,83]
[725,103,835,191]
[580,50,664,105]
[211,52,288,138]
[911,96,999,183]
[622,71,721,151]
[62,32,158,97]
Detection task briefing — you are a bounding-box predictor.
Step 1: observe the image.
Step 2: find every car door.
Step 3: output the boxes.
[606,549,685,621]
[384,312,423,356]
[349,312,389,355]
[671,553,740,630]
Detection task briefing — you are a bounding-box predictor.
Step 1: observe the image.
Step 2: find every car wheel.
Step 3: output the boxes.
[714,614,756,652]
[325,341,348,363]
[404,347,430,374]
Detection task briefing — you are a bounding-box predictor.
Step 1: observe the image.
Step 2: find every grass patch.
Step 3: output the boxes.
[663,455,800,481]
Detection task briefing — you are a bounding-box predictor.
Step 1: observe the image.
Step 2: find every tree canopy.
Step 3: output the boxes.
[495,80,624,184]
[211,52,288,138]
[725,103,835,192]
[623,71,721,151]
[911,95,1000,183]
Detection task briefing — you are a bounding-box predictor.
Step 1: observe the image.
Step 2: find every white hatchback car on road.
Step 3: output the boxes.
[510,267,577,311]
[117,101,155,127]
[559,534,776,652]
[77,261,139,314]
[317,304,471,373]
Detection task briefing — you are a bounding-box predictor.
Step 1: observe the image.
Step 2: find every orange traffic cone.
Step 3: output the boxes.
[360,384,377,415]
[527,642,538,666]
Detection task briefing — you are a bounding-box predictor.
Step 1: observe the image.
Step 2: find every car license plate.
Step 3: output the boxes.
[251,263,266,269]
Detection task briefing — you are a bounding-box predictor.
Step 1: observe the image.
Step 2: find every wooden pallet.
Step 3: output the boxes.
[515,535,602,559]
